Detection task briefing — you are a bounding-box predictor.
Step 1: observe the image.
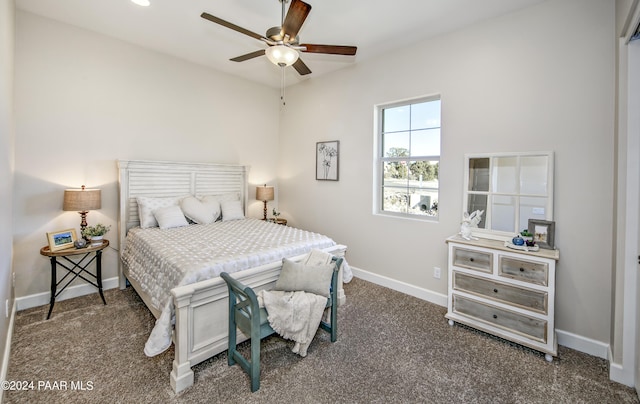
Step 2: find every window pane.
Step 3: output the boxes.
[410,129,440,156]
[408,160,439,187]
[411,100,441,130]
[492,195,515,232]
[520,156,548,195]
[519,196,547,231]
[408,188,438,216]
[383,187,409,213]
[383,131,410,158]
[383,161,409,186]
[467,194,487,228]
[492,157,518,194]
[468,158,490,192]
[383,105,410,133]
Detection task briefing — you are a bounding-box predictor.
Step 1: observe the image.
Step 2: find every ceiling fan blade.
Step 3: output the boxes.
[230,49,266,62]
[300,44,357,56]
[292,58,312,75]
[201,12,266,42]
[281,0,311,41]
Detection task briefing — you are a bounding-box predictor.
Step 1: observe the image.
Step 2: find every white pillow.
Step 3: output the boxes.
[180,196,220,224]
[153,205,189,229]
[220,200,245,221]
[137,196,185,228]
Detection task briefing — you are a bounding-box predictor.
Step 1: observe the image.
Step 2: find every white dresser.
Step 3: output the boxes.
[445,235,560,361]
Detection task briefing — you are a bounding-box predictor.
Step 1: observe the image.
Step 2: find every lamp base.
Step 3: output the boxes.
[262,201,268,220]
[79,211,89,239]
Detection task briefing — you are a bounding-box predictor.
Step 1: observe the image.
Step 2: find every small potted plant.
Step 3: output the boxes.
[82,223,111,245]
[271,208,281,224]
[520,229,534,246]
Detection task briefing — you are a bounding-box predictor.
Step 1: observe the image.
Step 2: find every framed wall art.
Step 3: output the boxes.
[316,140,339,181]
[46,228,78,252]
[528,219,555,250]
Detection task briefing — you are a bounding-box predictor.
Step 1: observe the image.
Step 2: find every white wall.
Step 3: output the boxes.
[280,0,616,344]
[13,12,281,300]
[0,0,15,386]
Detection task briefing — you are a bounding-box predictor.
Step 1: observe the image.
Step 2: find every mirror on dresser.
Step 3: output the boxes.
[463,151,554,240]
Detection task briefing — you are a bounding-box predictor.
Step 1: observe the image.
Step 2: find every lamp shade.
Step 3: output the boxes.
[256,185,274,202]
[265,45,299,67]
[63,186,101,212]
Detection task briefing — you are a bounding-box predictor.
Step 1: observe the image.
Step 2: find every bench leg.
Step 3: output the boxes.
[228,322,237,366]
[250,331,261,392]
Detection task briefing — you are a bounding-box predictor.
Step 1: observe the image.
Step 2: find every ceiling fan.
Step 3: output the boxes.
[200,0,357,76]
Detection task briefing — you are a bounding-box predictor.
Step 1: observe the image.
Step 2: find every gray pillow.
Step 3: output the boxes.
[274,258,334,297]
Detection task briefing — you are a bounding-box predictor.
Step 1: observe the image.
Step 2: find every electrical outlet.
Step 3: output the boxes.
[433,267,441,279]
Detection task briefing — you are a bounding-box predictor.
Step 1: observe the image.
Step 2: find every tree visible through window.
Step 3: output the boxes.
[377,96,441,219]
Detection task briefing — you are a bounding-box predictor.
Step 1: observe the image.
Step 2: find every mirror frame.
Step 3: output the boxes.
[463,151,554,240]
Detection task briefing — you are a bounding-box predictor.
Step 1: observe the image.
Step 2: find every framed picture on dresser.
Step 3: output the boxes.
[528,219,555,249]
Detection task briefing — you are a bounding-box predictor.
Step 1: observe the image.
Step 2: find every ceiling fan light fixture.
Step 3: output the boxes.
[265,45,299,67]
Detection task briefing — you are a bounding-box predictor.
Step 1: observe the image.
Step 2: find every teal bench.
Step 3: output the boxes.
[220,256,343,392]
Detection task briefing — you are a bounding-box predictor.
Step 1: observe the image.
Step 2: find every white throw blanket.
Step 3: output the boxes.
[258,290,327,357]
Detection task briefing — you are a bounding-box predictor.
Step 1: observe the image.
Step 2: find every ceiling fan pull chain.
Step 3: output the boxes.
[281,65,286,106]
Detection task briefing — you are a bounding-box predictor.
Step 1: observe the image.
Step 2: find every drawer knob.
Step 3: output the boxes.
[469,257,475,262]
[519,267,525,272]
[493,288,498,293]
[493,314,498,319]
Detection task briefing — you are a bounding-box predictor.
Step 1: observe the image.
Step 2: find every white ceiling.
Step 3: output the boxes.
[16,0,546,88]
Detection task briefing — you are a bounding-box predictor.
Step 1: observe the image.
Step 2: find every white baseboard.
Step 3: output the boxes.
[0,299,16,404]
[351,268,612,362]
[350,266,448,307]
[15,277,119,312]
[555,329,609,359]
[608,346,635,387]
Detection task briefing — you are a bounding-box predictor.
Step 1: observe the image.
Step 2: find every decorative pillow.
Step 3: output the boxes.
[274,258,334,298]
[153,205,189,229]
[220,200,245,221]
[180,196,220,224]
[137,196,185,228]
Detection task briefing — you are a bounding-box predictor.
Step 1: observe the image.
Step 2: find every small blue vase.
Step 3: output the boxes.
[512,235,525,246]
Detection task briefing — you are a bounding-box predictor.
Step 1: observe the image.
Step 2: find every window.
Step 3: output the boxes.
[375,96,441,219]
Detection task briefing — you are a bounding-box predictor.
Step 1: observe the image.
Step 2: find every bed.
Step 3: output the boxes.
[117,160,347,393]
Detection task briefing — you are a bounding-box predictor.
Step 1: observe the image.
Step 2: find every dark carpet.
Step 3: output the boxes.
[4,278,638,403]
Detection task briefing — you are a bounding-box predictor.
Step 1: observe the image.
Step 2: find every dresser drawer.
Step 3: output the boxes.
[452,272,548,314]
[499,256,548,286]
[452,247,492,273]
[452,295,547,343]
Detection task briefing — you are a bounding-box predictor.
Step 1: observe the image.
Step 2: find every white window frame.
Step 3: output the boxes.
[373,94,441,221]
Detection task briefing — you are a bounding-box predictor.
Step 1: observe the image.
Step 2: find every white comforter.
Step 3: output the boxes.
[121,218,343,356]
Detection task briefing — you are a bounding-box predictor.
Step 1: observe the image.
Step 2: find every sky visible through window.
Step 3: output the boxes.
[383,100,441,158]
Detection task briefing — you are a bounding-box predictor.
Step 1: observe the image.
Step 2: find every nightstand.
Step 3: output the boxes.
[40,239,109,319]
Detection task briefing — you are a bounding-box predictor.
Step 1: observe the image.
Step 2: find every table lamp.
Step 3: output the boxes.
[256,184,274,221]
[63,185,101,234]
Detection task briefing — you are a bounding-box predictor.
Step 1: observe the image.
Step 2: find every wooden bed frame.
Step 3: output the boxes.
[117,160,347,393]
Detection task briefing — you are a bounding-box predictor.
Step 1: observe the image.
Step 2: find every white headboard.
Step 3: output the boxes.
[117,159,249,287]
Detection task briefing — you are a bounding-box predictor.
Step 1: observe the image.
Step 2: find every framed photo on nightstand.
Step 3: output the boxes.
[46,228,77,252]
